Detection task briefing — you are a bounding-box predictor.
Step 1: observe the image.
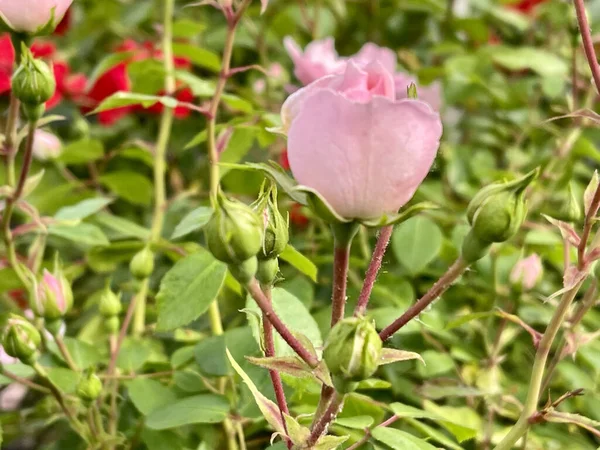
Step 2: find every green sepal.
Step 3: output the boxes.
[296,186,351,224]
[360,202,439,228]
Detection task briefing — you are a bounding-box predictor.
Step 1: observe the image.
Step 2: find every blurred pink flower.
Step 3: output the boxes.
[0,0,73,33]
[281,61,442,220]
[284,37,442,110]
[32,129,62,161]
[510,254,543,290]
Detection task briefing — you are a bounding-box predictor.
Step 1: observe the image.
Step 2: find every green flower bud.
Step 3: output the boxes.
[205,193,263,265]
[2,314,41,365]
[76,370,103,405]
[99,287,122,317]
[323,317,382,393]
[467,170,537,244]
[228,257,258,285]
[252,182,289,260]
[130,247,155,280]
[104,316,120,334]
[12,45,55,106]
[543,183,582,223]
[256,258,279,285]
[30,263,73,321]
[461,231,492,264]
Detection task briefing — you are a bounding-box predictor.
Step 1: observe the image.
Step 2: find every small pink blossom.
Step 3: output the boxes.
[510,254,543,290]
[0,0,73,33]
[32,129,62,161]
[31,268,73,320]
[281,61,442,220]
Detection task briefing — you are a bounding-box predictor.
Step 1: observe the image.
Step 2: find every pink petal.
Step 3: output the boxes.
[287,91,442,219]
[351,42,397,74]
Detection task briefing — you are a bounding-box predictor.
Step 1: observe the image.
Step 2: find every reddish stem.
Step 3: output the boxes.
[305,394,344,447]
[246,279,319,368]
[573,0,600,95]
[331,245,351,327]
[354,226,393,317]
[379,258,468,341]
[262,285,292,449]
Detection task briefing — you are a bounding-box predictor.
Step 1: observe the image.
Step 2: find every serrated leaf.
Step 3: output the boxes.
[48,223,109,248]
[226,348,286,435]
[89,92,178,115]
[313,435,348,450]
[171,206,213,239]
[246,356,312,379]
[379,348,425,366]
[145,394,229,430]
[156,251,227,331]
[55,197,113,221]
[284,414,310,445]
[279,245,318,282]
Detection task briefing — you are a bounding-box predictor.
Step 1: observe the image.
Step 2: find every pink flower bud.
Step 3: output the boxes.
[281,61,442,220]
[0,0,74,34]
[32,129,62,161]
[31,268,73,320]
[510,254,543,291]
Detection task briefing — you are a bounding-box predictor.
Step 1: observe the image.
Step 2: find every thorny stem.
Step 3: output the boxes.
[331,242,352,327]
[2,120,38,287]
[261,285,292,449]
[379,258,469,341]
[493,280,585,450]
[305,394,344,447]
[132,0,176,338]
[246,279,319,368]
[354,226,393,317]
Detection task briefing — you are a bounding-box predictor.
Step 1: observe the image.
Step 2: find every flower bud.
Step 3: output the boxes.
[461,231,492,263]
[130,247,154,280]
[510,254,543,292]
[99,287,122,317]
[205,193,263,265]
[32,129,62,161]
[467,170,537,244]
[76,370,103,405]
[323,317,382,393]
[2,314,41,365]
[30,267,73,321]
[228,257,258,285]
[252,182,289,260]
[256,258,279,285]
[543,184,582,223]
[12,46,55,107]
[104,316,120,334]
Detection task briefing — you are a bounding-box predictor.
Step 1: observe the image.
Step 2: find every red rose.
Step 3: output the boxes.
[0,34,14,95]
[54,8,71,36]
[509,0,547,14]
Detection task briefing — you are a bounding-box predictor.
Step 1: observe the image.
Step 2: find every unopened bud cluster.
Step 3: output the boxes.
[462,170,537,263]
[2,314,42,365]
[205,187,289,285]
[77,370,103,404]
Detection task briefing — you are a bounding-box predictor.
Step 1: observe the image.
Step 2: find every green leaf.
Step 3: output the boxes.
[279,245,318,282]
[335,416,375,429]
[422,401,479,443]
[175,71,215,96]
[156,251,227,331]
[128,378,178,415]
[171,206,213,239]
[55,197,113,221]
[57,139,104,165]
[87,241,144,273]
[48,223,110,248]
[220,128,257,176]
[489,46,568,77]
[48,337,103,369]
[93,212,151,240]
[172,43,221,72]
[90,92,178,115]
[245,287,322,357]
[145,394,229,430]
[116,338,153,372]
[99,171,153,206]
[417,351,455,378]
[392,216,443,275]
[226,348,285,434]
[372,427,438,450]
[314,435,349,450]
[0,363,35,384]
[46,367,79,394]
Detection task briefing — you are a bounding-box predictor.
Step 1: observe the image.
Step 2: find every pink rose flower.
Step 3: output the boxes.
[281,61,443,220]
[32,129,62,161]
[0,0,74,34]
[284,37,442,110]
[510,254,543,290]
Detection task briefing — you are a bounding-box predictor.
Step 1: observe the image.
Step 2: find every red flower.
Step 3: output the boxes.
[84,39,196,125]
[0,34,15,95]
[289,203,309,228]
[31,41,57,59]
[54,8,72,36]
[508,0,547,14]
